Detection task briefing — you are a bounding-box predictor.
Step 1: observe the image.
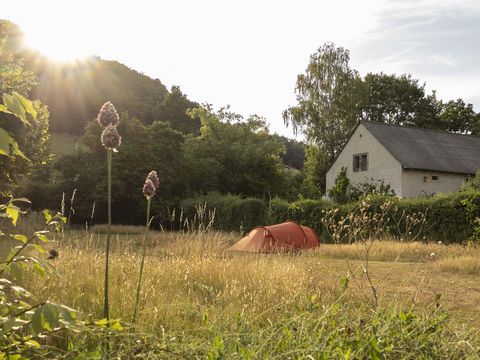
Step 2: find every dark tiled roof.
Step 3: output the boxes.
[362,121,480,175]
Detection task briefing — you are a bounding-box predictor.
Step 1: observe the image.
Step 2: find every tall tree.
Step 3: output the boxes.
[153,86,200,135]
[283,43,367,195]
[185,106,288,196]
[438,99,479,134]
[362,72,441,127]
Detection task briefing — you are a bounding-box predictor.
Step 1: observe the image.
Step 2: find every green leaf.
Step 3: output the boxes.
[43,209,52,223]
[110,319,123,331]
[11,198,31,204]
[2,318,15,333]
[0,128,17,158]
[6,206,19,226]
[30,307,43,335]
[2,93,30,126]
[58,305,76,324]
[340,275,349,291]
[11,234,27,243]
[32,244,46,254]
[25,339,41,348]
[42,303,59,330]
[35,233,49,243]
[10,263,22,282]
[32,263,46,276]
[13,92,37,120]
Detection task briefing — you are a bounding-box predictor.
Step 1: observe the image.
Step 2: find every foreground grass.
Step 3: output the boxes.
[19,228,480,358]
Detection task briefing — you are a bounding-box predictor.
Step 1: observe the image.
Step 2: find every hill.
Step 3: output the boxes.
[24,55,169,134]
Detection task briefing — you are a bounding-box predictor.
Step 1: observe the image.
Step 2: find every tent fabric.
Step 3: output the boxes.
[228,221,319,252]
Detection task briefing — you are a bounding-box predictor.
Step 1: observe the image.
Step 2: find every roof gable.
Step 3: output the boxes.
[362,121,480,175]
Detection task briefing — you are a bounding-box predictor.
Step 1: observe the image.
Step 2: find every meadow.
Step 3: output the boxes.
[16,223,480,358]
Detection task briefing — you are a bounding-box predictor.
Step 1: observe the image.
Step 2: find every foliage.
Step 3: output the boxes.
[0,22,51,196]
[268,191,480,243]
[180,193,265,232]
[153,85,200,135]
[0,197,80,357]
[185,105,289,197]
[283,43,366,162]
[284,43,480,195]
[26,56,169,134]
[328,167,350,204]
[191,302,476,359]
[272,134,305,169]
[0,21,37,96]
[347,177,396,203]
[48,113,186,225]
[362,72,440,127]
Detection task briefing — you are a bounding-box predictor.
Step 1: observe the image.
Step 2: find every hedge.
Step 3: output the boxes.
[179,191,480,243]
[269,192,480,243]
[180,192,265,232]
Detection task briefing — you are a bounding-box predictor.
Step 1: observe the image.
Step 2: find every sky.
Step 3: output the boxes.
[3,0,480,138]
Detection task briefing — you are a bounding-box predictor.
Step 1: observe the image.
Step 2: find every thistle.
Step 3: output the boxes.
[133,171,159,323]
[97,101,120,128]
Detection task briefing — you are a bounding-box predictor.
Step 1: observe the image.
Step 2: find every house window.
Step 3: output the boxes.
[353,153,368,172]
[431,175,439,182]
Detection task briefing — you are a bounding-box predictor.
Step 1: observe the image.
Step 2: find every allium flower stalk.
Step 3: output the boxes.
[101,124,122,150]
[147,170,160,190]
[97,101,120,128]
[142,179,156,198]
[98,101,121,325]
[133,171,159,323]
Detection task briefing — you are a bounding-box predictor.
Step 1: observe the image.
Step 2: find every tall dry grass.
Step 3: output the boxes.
[9,225,480,357]
[20,228,480,332]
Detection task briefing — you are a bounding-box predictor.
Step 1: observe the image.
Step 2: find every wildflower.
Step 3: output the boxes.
[143,179,156,198]
[101,124,122,150]
[97,101,120,128]
[147,170,160,190]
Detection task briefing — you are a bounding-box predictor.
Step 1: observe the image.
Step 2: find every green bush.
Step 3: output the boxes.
[268,191,480,243]
[180,193,266,232]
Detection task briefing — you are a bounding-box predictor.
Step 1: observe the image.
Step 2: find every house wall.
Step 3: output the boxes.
[402,170,469,198]
[326,124,404,197]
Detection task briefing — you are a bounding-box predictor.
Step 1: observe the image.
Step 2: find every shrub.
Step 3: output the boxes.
[268,191,480,243]
[180,193,266,232]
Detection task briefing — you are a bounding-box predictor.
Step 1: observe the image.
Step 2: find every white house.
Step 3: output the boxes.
[326,121,480,198]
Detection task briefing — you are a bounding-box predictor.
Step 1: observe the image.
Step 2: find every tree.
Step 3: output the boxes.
[49,113,186,224]
[272,134,305,169]
[0,21,50,196]
[0,20,37,95]
[283,43,367,196]
[439,99,479,134]
[185,106,288,197]
[362,72,441,127]
[283,43,367,162]
[153,86,200,135]
[328,167,350,204]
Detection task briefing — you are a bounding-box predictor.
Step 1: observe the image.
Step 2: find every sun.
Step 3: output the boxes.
[23,29,93,63]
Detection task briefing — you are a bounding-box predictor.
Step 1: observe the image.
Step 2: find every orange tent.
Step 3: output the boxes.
[228,221,319,252]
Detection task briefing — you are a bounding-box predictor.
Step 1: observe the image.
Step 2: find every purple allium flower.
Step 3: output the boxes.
[101,124,122,150]
[143,179,156,198]
[147,170,159,190]
[97,101,120,128]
